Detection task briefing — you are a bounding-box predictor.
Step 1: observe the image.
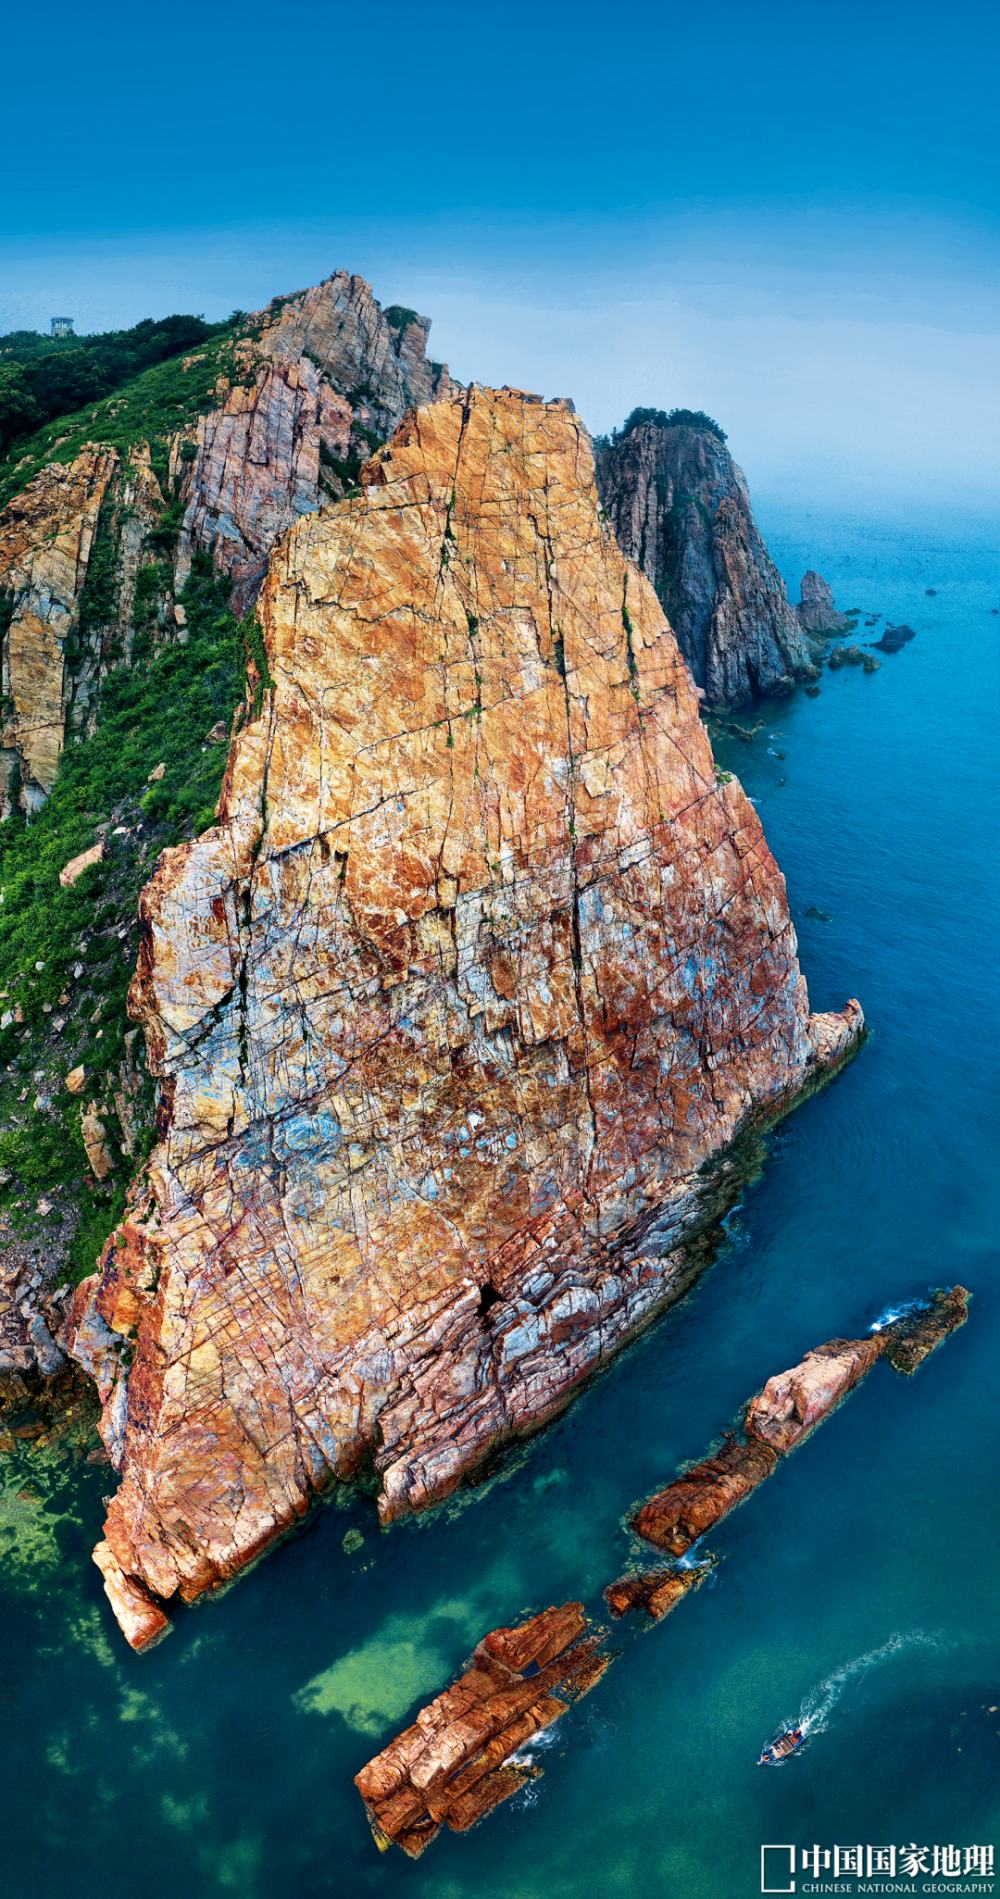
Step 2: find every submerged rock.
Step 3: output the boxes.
[354,1603,611,1855]
[880,1286,969,1375]
[70,386,864,1638]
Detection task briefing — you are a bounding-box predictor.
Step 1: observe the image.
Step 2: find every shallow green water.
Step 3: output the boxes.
[3,505,998,1899]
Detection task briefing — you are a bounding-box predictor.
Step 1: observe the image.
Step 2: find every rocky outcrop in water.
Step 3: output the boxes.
[604,1559,713,1620]
[631,1290,969,1555]
[796,570,852,636]
[828,644,880,673]
[743,1334,883,1452]
[66,385,864,1645]
[594,419,815,708]
[354,1603,611,1855]
[872,622,916,654]
[633,1434,781,1554]
[879,1286,968,1374]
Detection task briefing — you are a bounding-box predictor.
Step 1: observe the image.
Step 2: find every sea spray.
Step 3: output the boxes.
[758,1630,946,1763]
[870,1295,932,1333]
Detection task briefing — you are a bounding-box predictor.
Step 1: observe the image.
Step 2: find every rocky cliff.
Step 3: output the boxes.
[68,385,863,1642]
[595,418,815,708]
[174,273,463,617]
[0,273,461,814]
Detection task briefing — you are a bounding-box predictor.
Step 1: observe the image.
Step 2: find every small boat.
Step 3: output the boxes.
[758,1725,805,1765]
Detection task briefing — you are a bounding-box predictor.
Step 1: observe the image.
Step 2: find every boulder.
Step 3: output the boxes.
[743,1335,884,1453]
[80,1104,113,1180]
[59,841,105,888]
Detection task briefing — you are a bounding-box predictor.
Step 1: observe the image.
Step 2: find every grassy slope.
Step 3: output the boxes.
[0,321,250,512]
[0,553,250,1281]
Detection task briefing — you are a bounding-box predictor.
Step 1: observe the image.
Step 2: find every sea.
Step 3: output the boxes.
[2,502,998,1899]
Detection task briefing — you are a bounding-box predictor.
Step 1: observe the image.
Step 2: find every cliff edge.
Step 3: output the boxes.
[595,415,815,708]
[68,387,862,1640]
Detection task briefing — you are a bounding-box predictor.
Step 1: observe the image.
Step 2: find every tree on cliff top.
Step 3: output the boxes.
[594,407,728,451]
[0,313,230,453]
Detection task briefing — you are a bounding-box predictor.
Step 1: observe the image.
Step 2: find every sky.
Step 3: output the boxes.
[2,0,998,515]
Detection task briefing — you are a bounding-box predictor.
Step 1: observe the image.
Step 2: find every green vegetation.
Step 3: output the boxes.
[0,549,253,1281]
[594,406,728,452]
[0,313,234,456]
[382,305,419,332]
[0,318,251,515]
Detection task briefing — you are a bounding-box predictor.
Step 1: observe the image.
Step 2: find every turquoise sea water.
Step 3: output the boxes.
[2,505,998,1899]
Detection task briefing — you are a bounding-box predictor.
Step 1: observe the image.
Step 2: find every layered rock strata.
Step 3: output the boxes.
[604,1559,713,1621]
[595,419,814,707]
[0,273,461,810]
[632,1290,969,1554]
[796,570,852,636]
[70,385,865,1645]
[354,1603,611,1855]
[176,273,463,615]
[0,442,171,813]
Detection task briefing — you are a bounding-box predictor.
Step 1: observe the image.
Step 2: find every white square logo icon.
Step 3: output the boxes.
[761,1844,795,1893]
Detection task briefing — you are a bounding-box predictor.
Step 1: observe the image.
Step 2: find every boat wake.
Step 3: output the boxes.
[760,1629,945,1763]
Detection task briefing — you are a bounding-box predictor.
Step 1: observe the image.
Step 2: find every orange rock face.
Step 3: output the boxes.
[69,386,863,1637]
[632,1436,781,1555]
[354,1603,610,1855]
[0,447,117,811]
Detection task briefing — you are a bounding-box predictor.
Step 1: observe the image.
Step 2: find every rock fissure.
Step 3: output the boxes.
[66,387,865,1641]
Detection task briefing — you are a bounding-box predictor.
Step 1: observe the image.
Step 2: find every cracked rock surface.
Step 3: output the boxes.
[69,386,863,1640]
[177,273,463,616]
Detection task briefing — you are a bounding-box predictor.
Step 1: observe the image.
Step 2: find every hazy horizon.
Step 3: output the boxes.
[2,0,998,520]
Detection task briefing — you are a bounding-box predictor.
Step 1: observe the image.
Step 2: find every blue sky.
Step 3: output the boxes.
[2,0,997,511]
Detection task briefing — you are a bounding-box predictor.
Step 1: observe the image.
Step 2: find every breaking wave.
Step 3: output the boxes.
[869,1294,931,1333]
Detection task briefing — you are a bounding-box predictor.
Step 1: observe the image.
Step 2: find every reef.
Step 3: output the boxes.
[631,1289,969,1554]
[354,1290,969,1853]
[354,1603,611,1856]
